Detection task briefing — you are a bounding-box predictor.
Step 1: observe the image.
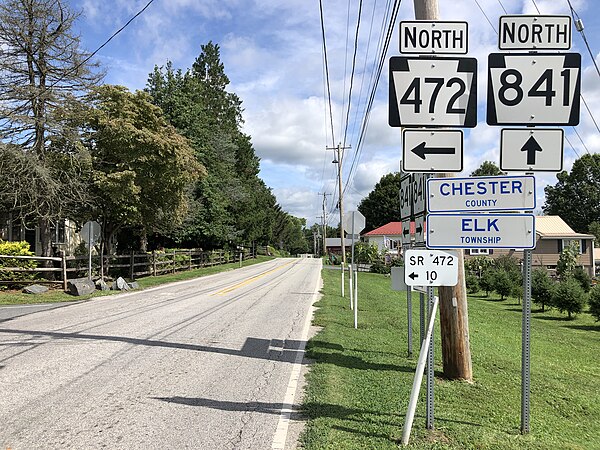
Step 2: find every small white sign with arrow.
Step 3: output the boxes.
[500,128,564,172]
[402,129,463,172]
[404,249,458,286]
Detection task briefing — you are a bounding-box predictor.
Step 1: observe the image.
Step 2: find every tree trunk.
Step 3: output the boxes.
[140,228,148,253]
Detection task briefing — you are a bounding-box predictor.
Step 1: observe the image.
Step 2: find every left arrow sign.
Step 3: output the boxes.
[412,142,455,160]
[408,272,418,280]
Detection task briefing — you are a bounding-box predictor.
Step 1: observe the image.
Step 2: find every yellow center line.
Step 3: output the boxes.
[211,260,297,296]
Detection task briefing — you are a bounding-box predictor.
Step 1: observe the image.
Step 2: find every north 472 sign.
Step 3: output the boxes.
[487,53,581,126]
[389,56,477,127]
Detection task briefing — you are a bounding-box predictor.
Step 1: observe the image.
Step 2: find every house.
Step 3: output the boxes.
[362,222,403,255]
[325,237,358,256]
[0,212,83,256]
[465,216,596,276]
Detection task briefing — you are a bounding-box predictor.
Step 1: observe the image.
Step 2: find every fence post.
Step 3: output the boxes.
[152,250,157,276]
[130,250,135,280]
[189,249,192,271]
[173,249,176,273]
[61,251,67,291]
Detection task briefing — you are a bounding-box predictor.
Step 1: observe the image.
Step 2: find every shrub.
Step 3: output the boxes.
[557,241,579,279]
[0,240,39,288]
[531,268,555,312]
[353,242,380,264]
[552,278,587,319]
[370,259,390,274]
[589,285,600,321]
[465,272,480,294]
[572,266,592,293]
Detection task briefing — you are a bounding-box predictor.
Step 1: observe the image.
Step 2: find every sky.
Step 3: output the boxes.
[68,0,600,228]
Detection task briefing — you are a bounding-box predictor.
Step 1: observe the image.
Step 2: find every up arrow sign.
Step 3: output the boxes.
[521,136,543,165]
[500,128,564,172]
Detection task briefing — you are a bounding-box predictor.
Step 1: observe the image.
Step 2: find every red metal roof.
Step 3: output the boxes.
[363,222,403,236]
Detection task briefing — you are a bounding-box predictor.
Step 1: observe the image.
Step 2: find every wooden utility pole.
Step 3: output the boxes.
[327,143,351,265]
[413,0,473,381]
[319,192,330,256]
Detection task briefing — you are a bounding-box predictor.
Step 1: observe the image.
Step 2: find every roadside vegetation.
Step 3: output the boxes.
[0,255,273,305]
[301,268,600,449]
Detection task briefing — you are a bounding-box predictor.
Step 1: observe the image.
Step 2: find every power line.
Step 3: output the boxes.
[319,0,336,148]
[342,0,364,148]
[566,0,600,79]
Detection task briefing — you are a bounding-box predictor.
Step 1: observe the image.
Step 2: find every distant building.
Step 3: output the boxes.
[362,222,403,255]
[325,237,358,256]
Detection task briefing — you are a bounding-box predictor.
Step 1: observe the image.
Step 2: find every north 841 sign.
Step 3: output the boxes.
[487,53,581,126]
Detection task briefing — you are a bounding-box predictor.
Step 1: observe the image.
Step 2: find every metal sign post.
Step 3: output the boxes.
[426,286,435,430]
[522,248,532,433]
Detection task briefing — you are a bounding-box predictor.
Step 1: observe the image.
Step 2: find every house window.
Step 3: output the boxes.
[468,249,489,255]
[51,220,66,245]
[561,239,582,254]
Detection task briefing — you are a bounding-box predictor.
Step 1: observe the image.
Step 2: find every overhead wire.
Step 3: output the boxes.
[342,0,402,195]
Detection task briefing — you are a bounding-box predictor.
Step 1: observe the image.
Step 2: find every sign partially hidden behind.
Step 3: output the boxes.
[81,221,101,245]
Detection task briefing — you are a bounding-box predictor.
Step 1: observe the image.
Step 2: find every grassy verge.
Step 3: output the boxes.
[0,255,274,305]
[301,269,600,449]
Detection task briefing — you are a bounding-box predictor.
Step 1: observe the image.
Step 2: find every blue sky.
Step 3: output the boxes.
[68,0,600,227]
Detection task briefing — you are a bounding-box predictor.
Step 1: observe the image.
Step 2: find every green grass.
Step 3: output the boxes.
[301,269,600,449]
[0,255,274,305]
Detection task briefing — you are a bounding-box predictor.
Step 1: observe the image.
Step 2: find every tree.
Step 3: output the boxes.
[531,268,555,312]
[0,0,102,257]
[588,221,600,247]
[479,269,496,297]
[358,172,401,232]
[470,161,505,177]
[146,43,280,249]
[556,241,579,280]
[552,278,587,319]
[84,85,204,253]
[544,154,600,234]
[589,285,600,322]
[493,269,514,300]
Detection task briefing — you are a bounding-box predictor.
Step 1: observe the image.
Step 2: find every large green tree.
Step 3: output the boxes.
[0,0,102,256]
[83,85,204,252]
[358,172,401,232]
[544,154,600,234]
[146,42,285,249]
[470,161,505,177]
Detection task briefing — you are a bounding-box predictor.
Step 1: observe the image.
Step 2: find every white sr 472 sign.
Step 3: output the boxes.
[404,249,458,286]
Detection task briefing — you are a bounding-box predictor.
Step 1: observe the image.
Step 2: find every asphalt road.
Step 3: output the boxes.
[0,257,322,450]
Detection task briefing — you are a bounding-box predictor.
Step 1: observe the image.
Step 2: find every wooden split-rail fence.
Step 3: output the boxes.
[0,248,258,291]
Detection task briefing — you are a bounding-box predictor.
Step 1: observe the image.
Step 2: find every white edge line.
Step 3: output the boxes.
[271,259,322,450]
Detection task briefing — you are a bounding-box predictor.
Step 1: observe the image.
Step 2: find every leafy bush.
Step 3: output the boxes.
[552,278,587,319]
[465,272,480,294]
[0,240,39,288]
[353,242,379,264]
[589,284,600,321]
[369,259,390,274]
[572,266,592,293]
[557,241,579,279]
[465,255,494,277]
